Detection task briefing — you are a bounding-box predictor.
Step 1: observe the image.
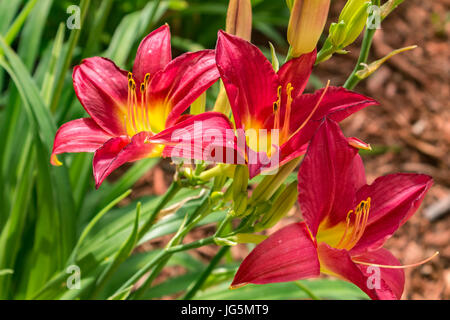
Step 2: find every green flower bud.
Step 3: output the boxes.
[339,0,368,23]
[329,21,347,48]
[232,165,249,200]
[329,0,371,49]
[255,181,298,231]
[342,1,371,47]
[232,191,248,217]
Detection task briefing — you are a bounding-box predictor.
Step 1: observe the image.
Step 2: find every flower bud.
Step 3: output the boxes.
[250,157,300,204]
[287,0,330,57]
[255,181,298,231]
[232,192,248,217]
[356,45,417,80]
[330,0,371,48]
[226,0,252,41]
[329,21,347,48]
[342,1,371,47]
[234,233,267,244]
[232,165,249,200]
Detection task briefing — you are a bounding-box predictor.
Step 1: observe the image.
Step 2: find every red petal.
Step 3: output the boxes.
[73,57,129,135]
[231,222,320,287]
[352,248,405,300]
[351,173,433,254]
[149,112,241,164]
[297,119,365,236]
[51,118,113,165]
[93,132,157,188]
[147,50,219,131]
[216,31,279,131]
[276,86,377,167]
[277,49,316,100]
[132,25,172,85]
[318,243,403,300]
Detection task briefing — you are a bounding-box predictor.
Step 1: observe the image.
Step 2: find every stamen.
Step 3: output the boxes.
[281,83,294,141]
[131,81,138,133]
[140,83,146,131]
[144,73,151,84]
[335,211,353,249]
[127,79,134,134]
[353,252,439,269]
[273,85,282,130]
[336,197,371,250]
[287,80,331,141]
[128,72,133,81]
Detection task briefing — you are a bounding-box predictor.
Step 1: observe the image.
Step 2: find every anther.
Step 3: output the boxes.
[128,72,133,80]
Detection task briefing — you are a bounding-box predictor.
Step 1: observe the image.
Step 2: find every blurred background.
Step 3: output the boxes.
[0,0,448,299]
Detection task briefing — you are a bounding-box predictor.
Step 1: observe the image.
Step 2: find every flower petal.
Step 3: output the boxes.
[51,118,113,165]
[297,118,364,237]
[231,222,320,288]
[132,24,172,85]
[352,248,405,300]
[277,86,378,166]
[351,173,433,254]
[277,49,316,100]
[73,57,129,135]
[149,112,242,164]
[147,50,219,132]
[216,30,279,131]
[93,132,159,188]
[318,243,400,300]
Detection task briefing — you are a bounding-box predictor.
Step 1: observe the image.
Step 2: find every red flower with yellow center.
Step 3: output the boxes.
[51,25,234,187]
[231,118,436,300]
[216,31,378,177]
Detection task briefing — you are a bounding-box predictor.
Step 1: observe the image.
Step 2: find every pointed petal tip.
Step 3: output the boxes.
[50,154,63,166]
[229,282,248,290]
[348,137,372,151]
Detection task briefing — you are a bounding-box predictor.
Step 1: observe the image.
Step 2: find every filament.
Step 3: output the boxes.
[353,252,439,269]
[287,80,330,141]
[336,197,371,250]
[125,72,152,135]
[273,85,282,130]
[281,83,294,142]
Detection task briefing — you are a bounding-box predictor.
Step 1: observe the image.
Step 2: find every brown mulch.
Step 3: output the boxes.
[124,0,449,300]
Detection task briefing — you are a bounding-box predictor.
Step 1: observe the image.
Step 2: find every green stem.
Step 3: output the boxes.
[137,181,182,240]
[115,236,216,296]
[343,0,380,90]
[131,193,212,299]
[183,246,230,300]
[294,281,320,300]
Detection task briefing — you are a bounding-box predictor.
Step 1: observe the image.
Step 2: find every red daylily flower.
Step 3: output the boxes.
[51,25,232,187]
[216,31,378,177]
[231,118,434,300]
